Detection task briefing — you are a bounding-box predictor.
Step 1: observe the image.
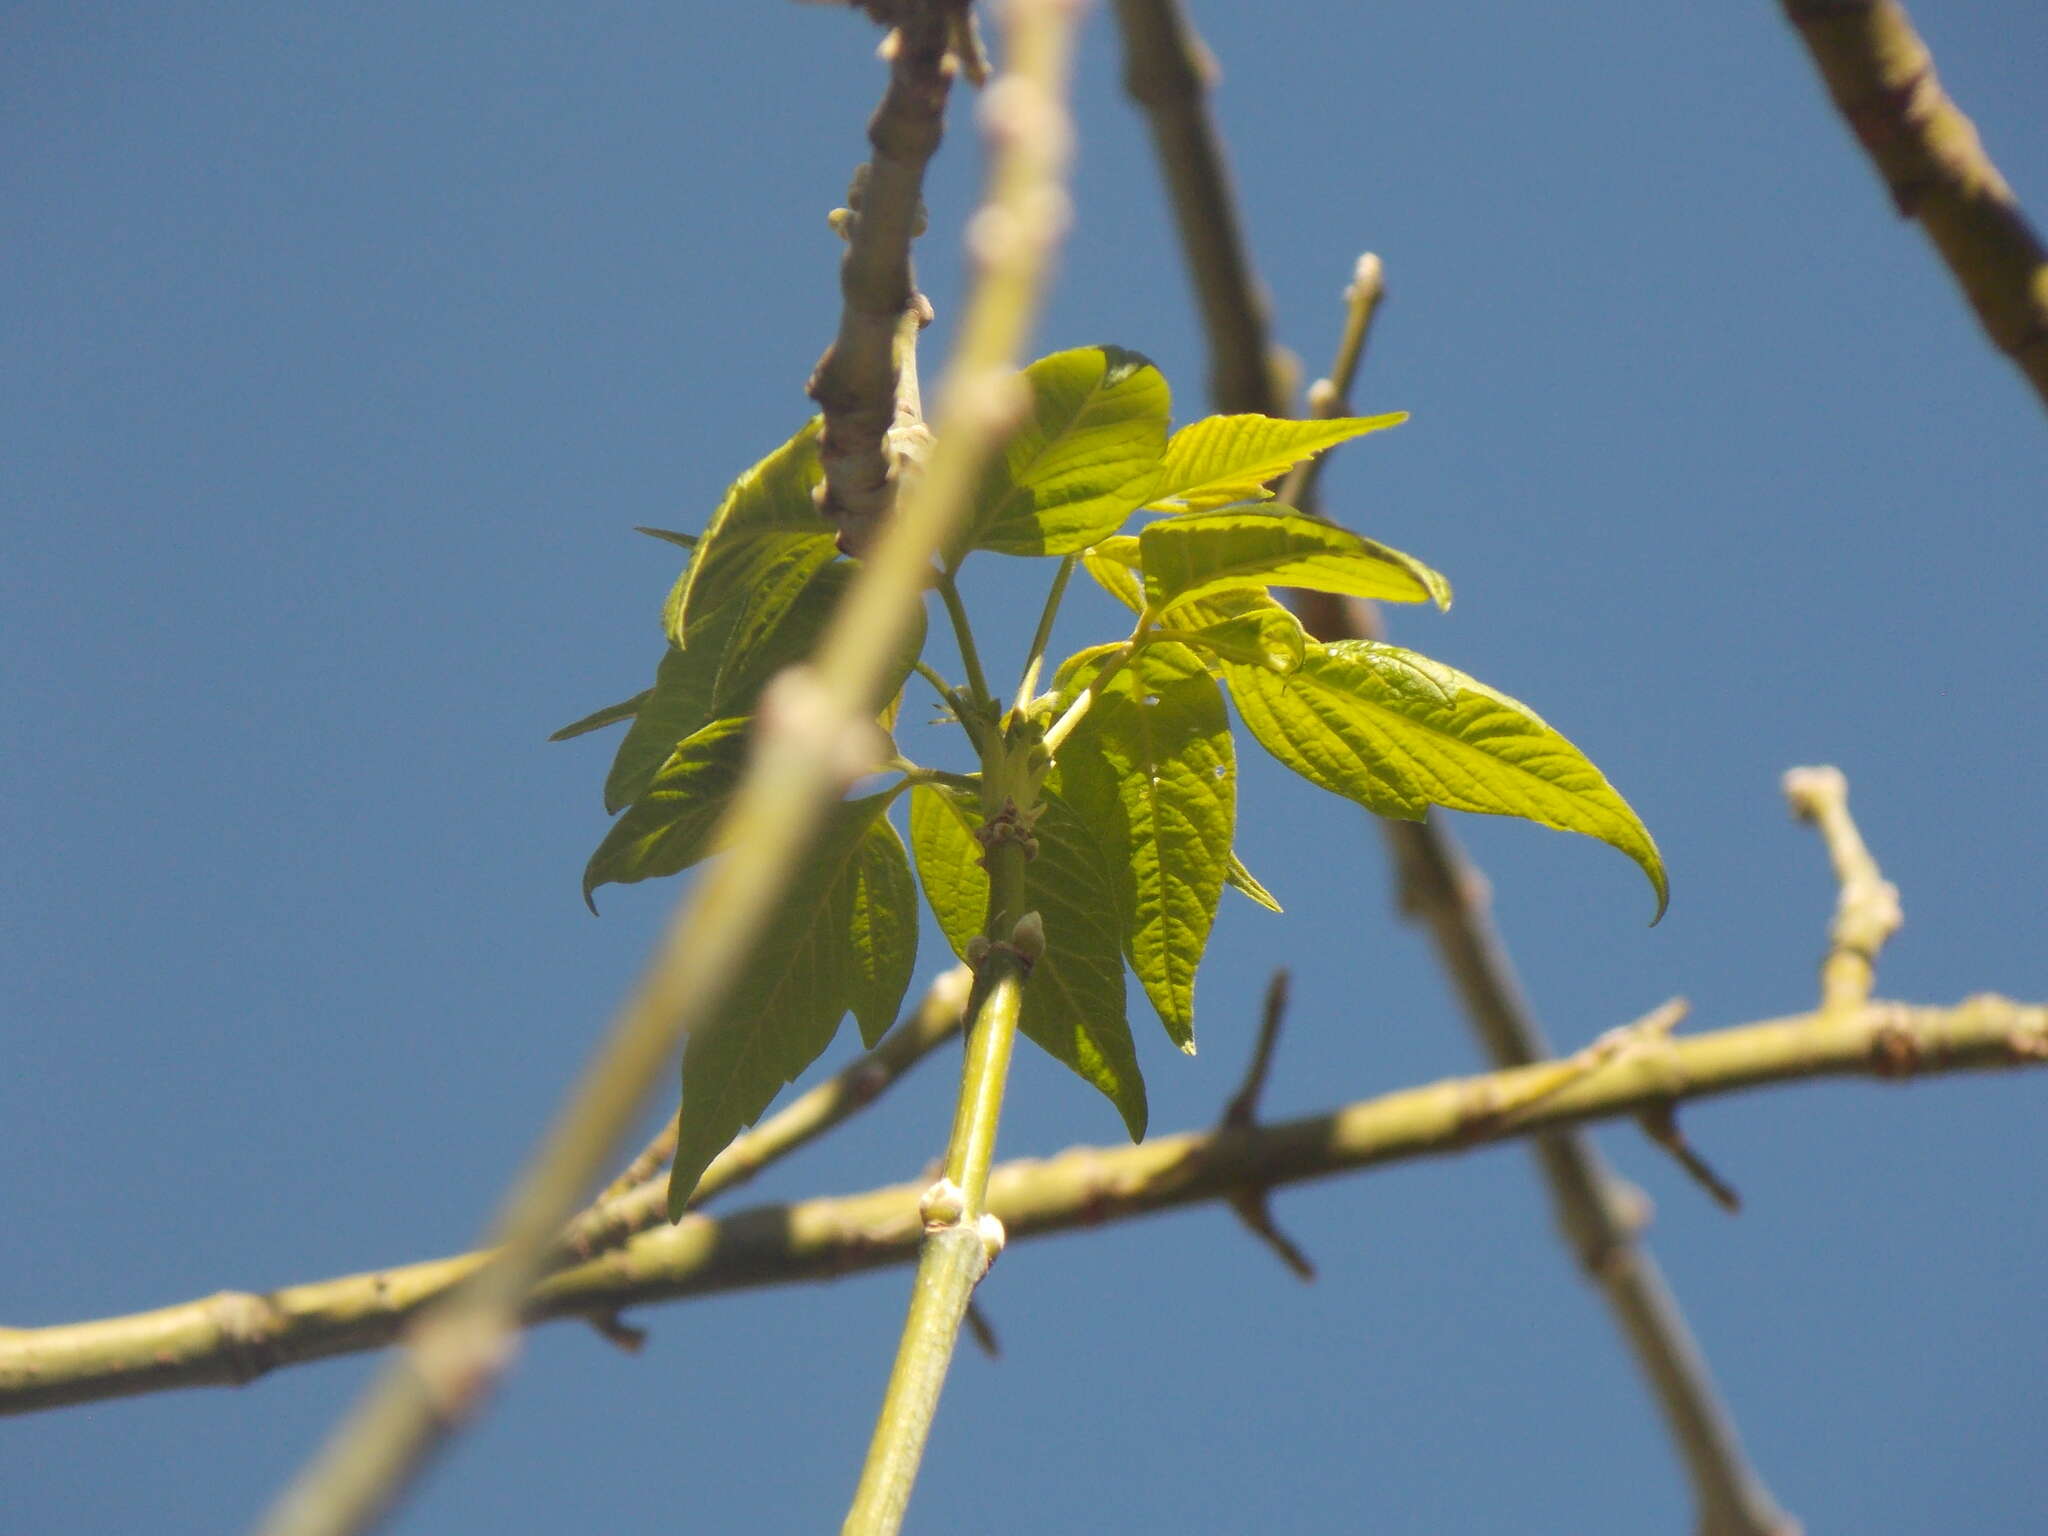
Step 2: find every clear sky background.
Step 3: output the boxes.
[5,4,2043,1533]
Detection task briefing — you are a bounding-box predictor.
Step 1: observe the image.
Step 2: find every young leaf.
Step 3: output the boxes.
[583,717,752,907]
[606,557,924,815]
[846,814,919,1049]
[907,784,1148,1138]
[1053,642,1233,1052]
[1146,413,1407,513]
[664,418,837,646]
[1225,851,1283,912]
[1223,640,1668,920]
[668,793,913,1213]
[603,600,744,813]
[1082,538,1144,614]
[1162,606,1305,675]
[1139,506,1451,613]
[956,346,1171,560]
[711,558,927,723]
[549,690,649,742]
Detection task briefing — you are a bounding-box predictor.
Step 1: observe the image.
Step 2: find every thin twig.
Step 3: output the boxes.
[1107,8,1797,1531]
[8,994,2041,1416]
[1779,0,2048,412]
[839,3,1090,1529]
[1783,765,1902,1011]
[1277,252,1385,510]
[1220,970,1313,1278]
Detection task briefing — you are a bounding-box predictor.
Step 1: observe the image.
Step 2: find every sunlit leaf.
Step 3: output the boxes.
[667,792,910,1213]
[1224,640,1668,920]
[583,717,751,907]
[1161,606,1305,675]
[1082,537,1145,613]
[665,418,836,646]
[957,347,1171,560]
[1139,506,1450,613]
[1053,642,1233,1051]
[908,784,1148,1138]
[549,691,649,742]
[1146,413,1407,513]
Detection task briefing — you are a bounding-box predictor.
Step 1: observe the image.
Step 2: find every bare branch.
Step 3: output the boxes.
[6,995,2040,1417]
[1780,0,2048,412]
[1107,9,1797,1529]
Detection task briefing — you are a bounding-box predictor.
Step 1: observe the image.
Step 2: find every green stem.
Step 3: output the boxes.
[1012,554,1077,714]
[933,570,993,711]
[1041,639,1138,754]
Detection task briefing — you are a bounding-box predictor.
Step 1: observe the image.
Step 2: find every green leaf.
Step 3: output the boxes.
[583,717,752,907]
[603,600,743,813]
[665,418,837,646]
[1053,642,1233,1051]
[1082,538,1145,613]
[1161,605,1305,675]
[957,346,1171,560]
[635,526,698,550]
[1225,851,1283,913]
[1224,640,1668,920]
[1146,413,1407,513]
[604,558,923,815]
[908,784,1148,1138]
[549,691,649,742]
[668,792,910,1214]
[711,559,926,723]
[1139,506,1451,613]
[846,814,919,1049]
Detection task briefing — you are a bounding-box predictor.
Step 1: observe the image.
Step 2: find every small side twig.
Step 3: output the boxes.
[1784,765,1902,1011]
[1218,970,1314,1280]
[1779,0,2048,412]
[1277,251,1385,511]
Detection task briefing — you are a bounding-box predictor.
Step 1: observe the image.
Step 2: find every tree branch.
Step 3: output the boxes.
[7,995,2040,1417]
[1106,8,1798,1530]
[807,3,965,552]
[1779,0,2048,412]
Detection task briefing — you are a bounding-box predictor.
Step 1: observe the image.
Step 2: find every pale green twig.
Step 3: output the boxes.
[1783,766,1902,1012]
[8,993,2041,1417]
[842,3,1088,1527]
[1013,554,1077,712]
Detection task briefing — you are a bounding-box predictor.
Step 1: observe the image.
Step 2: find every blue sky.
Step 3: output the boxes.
[4,4,2043,1532]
